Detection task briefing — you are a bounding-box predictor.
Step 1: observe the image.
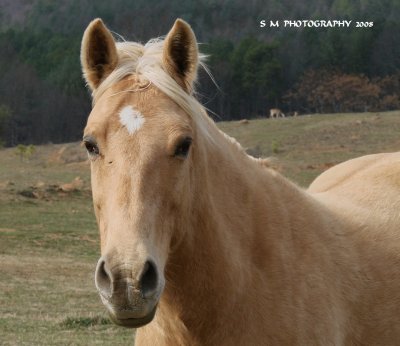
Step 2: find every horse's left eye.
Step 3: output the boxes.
[174,137,192,158]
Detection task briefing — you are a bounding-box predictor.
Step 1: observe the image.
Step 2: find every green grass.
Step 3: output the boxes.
[0,144,134,345]
[220,111,400,185]
[1,111,400,344]
[61,316,112,329]
[0,196,135,345]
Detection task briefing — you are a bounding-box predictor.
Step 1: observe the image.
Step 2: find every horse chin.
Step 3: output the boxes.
[108,305,157,328]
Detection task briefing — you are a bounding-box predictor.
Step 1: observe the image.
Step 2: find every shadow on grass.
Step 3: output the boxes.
[60,316,112,329]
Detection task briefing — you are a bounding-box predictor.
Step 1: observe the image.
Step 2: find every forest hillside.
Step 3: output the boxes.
[0,0,398,145]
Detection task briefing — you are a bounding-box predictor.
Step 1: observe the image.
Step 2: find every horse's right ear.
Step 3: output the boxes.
[81,18,118,91]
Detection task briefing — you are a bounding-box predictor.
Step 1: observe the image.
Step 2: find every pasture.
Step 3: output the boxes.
[1,111,400,345]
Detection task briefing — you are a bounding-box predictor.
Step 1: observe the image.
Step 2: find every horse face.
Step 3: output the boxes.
[83,79,194,327]
[81,17,200,328]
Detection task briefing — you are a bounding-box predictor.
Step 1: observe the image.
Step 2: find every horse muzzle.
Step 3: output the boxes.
[95,256,164,328]
[107,304,158,328]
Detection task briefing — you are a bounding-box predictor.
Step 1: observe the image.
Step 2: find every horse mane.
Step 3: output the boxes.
[92,37,215,140]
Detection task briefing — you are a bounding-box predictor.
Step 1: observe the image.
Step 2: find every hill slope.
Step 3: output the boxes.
[1,111,400,344]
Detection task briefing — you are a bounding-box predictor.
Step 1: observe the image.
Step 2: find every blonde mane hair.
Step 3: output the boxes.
[93,38,214,140]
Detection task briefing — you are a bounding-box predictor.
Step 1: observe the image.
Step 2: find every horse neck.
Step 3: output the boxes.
[159,123,335,341]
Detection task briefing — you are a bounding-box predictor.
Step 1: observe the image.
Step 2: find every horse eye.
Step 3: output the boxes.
[84,139,99,156]
[174,137,192,158]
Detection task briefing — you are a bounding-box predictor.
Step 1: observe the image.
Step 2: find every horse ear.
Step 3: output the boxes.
[81,18,118,91]
[163,19,199,92]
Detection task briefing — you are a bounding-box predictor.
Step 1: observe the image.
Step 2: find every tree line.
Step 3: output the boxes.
[0,0,399,146]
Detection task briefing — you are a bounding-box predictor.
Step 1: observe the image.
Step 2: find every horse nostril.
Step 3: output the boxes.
[140,260,158,299]
[95,257,113,298]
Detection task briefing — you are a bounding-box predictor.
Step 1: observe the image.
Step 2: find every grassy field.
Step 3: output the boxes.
[1,111,400,345]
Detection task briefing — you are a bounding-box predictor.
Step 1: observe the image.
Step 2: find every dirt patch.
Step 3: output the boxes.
[0,228,16,233]
[18,176,90,200]
[306,162,338,170]
[48,146,67,164]
[59,177,84,192]
[0,180,15,189]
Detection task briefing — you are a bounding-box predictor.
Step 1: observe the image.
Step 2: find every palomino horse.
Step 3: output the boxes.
[81,18,400,345]
[270,108,285,118]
